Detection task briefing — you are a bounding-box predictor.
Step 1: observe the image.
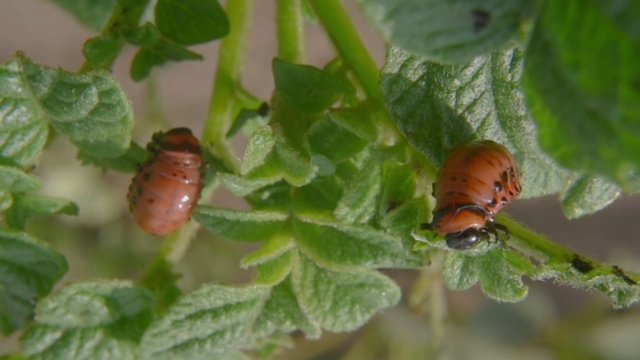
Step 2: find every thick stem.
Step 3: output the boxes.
[500,214,640,281]
[276,0,305,63]
[500,214,575,261]
[202,0,256,172]
[308,0,400,145]
[308,0,382,102]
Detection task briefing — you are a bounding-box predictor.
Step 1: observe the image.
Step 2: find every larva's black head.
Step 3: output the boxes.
[445,228,483,250]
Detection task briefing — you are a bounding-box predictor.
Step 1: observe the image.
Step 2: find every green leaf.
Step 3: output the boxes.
[139,284,269,360]
[275,140,318,187]
[240,134,318,188]
[478,248,528,302]
[155,0,229,45]
[522,0,640,189]
[310,154,336,176]
[118,0,148,7]
[334,161,381,224]
[380,199,426,234]
[251,277,321,341]
[0,164,41,193]
[219,350,254,360]
[379,163,417,208]
[0,191,12,212]
[122,22,161,47]
[272,138,317,186]
[138,257,182,313]
[50,0,116,32]
[380,199,429,255]
[78,141,149,173]
[255,251,293,286]
[130,49,156,81]
[83,34,122,64]
[292,176,345,215]
[226,103,269,138]
[306,114,368,162]
[0,93,49,169]
[293,216,421,270]
[241,233,295,268]
[443,247,529,302]
[5,194,78,230]
[241,126,277,175]
[130,40,203,81]
[152,40,204,62]
[194,206,289,242]
[132,46,202,81]
[442,251,480,291]
[593,1,640,41]
[328,106,378,142]
[504,249,536,276]
[21,281,154,359]
[218,173,281,197]
[0,230,67,335]
[381,46,573,200]
[0,54,133,159]
[357,0,533,63]
[291,252,400,332]
[561,175,621,219]
[273,58,350,113]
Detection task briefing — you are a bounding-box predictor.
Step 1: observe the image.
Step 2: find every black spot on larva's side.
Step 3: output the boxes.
[488,198,497,208]
[182,175,188,180]
[147,198,156,204]
[508,191,515,198]
[494,181,502,192]
[571,255,594,273]
[500,197,508,205]
[501,171,509,183]
[462,178,468,183]
[613,266,637,286]
[471,9,491,33]
[510,167,516,177]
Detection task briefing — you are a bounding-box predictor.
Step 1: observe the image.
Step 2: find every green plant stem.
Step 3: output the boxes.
[276,0,305,63]
[308,0,402,146]
[202,0,255,172]
[500,214,640,281]
[409,251,447,354]
[500,215,568,260]
[308,0,382,102]
[78,1,150,72]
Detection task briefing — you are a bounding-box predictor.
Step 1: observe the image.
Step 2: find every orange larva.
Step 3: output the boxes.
[429,140,522,249]
[127,127,202,235]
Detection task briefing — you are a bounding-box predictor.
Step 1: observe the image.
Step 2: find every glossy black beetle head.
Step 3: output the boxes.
[445,228,483,250]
